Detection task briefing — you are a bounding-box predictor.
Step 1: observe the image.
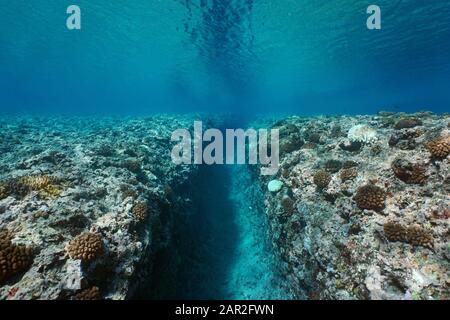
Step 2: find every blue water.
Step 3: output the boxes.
[1,1,450,116]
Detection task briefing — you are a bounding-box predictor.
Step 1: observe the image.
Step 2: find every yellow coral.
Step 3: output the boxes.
[18,175,62,199]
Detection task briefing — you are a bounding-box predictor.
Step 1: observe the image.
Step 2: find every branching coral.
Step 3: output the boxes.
[0,230,34,284]
[354,185,386,211]
[425,136,450,159]
[313,170,331,189]
[391,158,427,184]
[383,222,434,249]
[66,233,104,262]
[132,202,148,221]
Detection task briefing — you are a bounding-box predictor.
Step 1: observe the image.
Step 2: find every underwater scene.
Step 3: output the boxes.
[0,1,449,301]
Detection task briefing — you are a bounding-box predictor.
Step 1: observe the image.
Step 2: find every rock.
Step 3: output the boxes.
[268,180,283,193]
[339,140,362,152]
[347,124,377,143]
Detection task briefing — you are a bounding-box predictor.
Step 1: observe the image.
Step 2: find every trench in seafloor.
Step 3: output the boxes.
[138,140,292,299]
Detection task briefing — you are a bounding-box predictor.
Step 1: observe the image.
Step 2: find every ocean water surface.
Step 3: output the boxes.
[1,0,450,116]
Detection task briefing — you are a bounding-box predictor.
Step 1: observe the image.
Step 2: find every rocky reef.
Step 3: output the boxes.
[258,111,449,300]
[1,111,448,300]
[0,115,202,300]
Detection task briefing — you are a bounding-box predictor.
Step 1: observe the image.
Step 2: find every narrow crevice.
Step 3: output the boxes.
[135,162,291,299]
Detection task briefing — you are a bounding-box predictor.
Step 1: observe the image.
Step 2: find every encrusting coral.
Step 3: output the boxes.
[425,136,450,159]
[132,202,148,221]
[0,230,34,284]
[313,170,331,189]
[66,233,104,263]
[391,158,427,184]
[353,185,386,211]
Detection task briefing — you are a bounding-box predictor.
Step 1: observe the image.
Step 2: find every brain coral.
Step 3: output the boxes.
[132,202,148,221]
[313,170,331,189]
[391,158,427,184]
[0,230,34,283]
[425,136,450,159]
[347,124,377,143]
[66,233,104,262]
[354,185,386,211]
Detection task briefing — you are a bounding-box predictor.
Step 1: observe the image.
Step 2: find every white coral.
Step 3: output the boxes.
[347,124,377,143]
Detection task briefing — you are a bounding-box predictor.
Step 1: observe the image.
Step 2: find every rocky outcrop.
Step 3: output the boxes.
[0,115,201,300]
[258,112,449,300]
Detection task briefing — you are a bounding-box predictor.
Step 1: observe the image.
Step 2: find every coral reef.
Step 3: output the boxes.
[313,170,331,189]
[391,158,427,184]
[384,222,434,249]
[257,111,449,300]
[66,233,104,262]
[394,118,422,130]
[0,115,202,299]
[324,159,342,173]
[0,230,34,284]
[425,136,450,159]
[340,168,358,182]
[132,202,149,221]
[383,222,407,242]
[354,185,386,211]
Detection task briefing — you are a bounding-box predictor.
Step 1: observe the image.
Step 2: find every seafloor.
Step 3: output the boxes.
[0,111,448,300]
